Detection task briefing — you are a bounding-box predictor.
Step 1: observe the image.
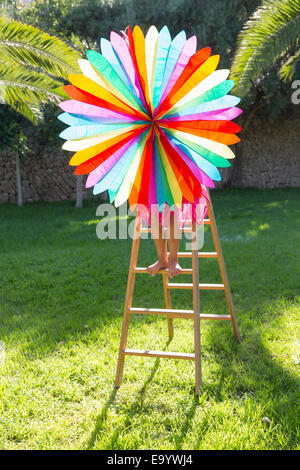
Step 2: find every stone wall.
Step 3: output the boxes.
[231,115,300,188]
[0,146,78,204]
[0,114,299,205]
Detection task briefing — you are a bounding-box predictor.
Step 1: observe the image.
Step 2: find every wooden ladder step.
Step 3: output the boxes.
[123,348,195,360]
[169,251,218,258]
[133,267,193,274]
[139,219,210,233]
[129,307,194,318]
[129,307,231,321]
[167,283,225,290]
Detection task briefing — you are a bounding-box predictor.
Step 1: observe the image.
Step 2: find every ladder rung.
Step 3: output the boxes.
[167,283,225,290]
[129,307,194,318]
[139,219,210,233]
[129,308,231,321]
[168,251,218,258]
[169,219,210,225]
[133,267,193,274]
[123,348,195,360]
[199,314,231,321]
[179,219,210,225]
[176,224,210,233]
[140,227,195,233]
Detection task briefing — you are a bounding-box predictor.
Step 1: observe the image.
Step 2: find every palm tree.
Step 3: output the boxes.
[231,0,300,97]
[0,15,85,206]
[0,15,81,121]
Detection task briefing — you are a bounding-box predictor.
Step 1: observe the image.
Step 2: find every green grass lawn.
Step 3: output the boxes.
[0,188,299,450]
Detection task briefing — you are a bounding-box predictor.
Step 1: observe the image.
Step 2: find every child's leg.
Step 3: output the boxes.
[168,213,182,278]
[146,215,168,277]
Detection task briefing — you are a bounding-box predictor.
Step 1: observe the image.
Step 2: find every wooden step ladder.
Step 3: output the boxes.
[115,198,240,396]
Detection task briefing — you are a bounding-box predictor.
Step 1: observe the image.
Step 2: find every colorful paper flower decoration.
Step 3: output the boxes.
[58,25,242,210]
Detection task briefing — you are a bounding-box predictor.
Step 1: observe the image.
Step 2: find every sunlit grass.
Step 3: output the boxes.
[0,188,299,450]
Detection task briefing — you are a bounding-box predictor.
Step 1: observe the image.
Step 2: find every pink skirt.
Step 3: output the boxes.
[137,185,210,228]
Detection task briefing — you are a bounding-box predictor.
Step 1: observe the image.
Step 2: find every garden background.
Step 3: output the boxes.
[0,0,299,451]
[1,0,299,205]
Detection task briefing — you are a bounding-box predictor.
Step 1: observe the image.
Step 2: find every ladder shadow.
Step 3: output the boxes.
[86,386,118,450]
[173,396,200,450]
[86,337,172,450]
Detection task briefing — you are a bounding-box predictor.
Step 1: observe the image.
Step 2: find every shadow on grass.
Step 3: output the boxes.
[87,320,299,449]
[173,396,200,450]
[86,387,118,450]
[86,340,171,450]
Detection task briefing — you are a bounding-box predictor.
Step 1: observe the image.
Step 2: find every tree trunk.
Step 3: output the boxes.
[75,175,84,208]
[15,153,23,207]
[101,190,109,202]
[230,141,244,187]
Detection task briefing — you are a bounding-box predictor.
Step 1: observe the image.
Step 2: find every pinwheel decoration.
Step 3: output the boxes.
[58,25,242,212]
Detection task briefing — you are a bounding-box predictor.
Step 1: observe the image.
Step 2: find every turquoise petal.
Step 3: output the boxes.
[169,135,221,181]
[59,123,138,140]
[100,38,146,112]
[158,30,186,103]
[167,95,241,118]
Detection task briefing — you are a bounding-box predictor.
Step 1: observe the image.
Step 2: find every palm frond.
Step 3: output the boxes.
[279,48,300,81]
[231,0,300,96]
[0,15,81,78]
[0,61,67,123]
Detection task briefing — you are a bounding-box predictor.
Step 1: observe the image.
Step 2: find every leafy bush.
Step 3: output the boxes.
[1,0,295,150]
[0,105,27,151]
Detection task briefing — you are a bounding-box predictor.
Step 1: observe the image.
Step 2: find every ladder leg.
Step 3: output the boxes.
[115,217,141,388]
[207,201,241,343]
[162,272,174,338]
[192,222,202,396]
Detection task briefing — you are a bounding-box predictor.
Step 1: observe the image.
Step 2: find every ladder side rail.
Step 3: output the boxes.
[192,222,202,396]
[115,217,141,388]
[206,197,240,343]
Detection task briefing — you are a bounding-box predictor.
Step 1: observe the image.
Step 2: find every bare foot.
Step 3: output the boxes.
[146,259,168,277]
[168,258,182,279]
